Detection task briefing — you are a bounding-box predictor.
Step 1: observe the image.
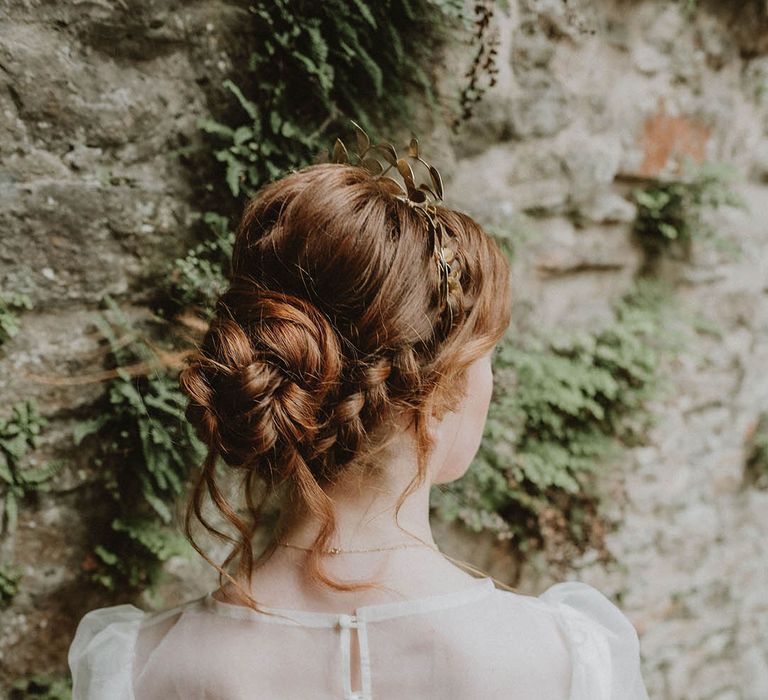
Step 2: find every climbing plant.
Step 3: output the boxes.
[452,0,501,131]
[165,212,235,315]
[0,291,33,347]
[0,401,59,614]
[745,411,768,490]
[0,400,65,534]
[0,563,21,607]
[73,296,205,591]
[197,0,470,200]
[10,675,71,700]
[632,159,745,263]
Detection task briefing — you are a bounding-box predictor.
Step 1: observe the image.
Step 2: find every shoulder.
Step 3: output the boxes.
[530,580,650,700]
[68,599,200,700]
[68,604,146,700]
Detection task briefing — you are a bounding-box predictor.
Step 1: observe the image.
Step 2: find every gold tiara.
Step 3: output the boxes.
[329,120,462,332]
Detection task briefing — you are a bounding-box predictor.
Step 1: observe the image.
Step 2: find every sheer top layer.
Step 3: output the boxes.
[69,577,649,700]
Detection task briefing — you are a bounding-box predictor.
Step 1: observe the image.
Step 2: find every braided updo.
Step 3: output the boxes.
[179,162,511,604]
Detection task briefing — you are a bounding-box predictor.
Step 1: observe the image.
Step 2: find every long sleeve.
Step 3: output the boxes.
[540,580,650,700]
[68,604,145,700]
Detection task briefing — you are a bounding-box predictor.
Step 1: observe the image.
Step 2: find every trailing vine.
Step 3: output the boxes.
[452,0,501,132]
[73,296,204,591]
[197,0,470,201]
[0,400,64,612]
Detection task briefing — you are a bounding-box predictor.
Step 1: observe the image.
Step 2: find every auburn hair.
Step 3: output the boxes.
[178,162,512,611]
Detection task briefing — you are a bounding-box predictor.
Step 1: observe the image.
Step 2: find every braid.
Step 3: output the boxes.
[317,354,394,469]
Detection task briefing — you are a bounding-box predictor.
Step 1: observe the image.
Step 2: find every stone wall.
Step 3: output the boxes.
[1,1,767,698]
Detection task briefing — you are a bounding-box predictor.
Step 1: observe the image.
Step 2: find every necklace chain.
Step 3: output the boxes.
[277,540,440,555]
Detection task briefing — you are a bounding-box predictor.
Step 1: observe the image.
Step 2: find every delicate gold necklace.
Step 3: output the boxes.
[277,540,440,555]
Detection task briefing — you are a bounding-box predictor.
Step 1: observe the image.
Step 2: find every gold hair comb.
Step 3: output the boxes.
[329,120,462,331]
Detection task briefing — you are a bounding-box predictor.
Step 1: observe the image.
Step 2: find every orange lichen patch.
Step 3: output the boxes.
[639,97,712,176]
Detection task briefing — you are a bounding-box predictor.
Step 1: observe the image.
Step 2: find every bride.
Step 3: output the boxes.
[69,131,649,699]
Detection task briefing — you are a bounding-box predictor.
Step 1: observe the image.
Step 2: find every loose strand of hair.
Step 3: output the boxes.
[185,449,294,621]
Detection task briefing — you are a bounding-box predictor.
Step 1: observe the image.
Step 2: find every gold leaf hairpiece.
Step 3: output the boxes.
[330,120,462,331]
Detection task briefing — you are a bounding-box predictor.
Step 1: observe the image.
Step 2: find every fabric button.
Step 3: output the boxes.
[338,613,357,629]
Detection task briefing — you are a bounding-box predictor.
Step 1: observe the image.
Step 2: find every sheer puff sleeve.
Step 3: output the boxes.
[68,604,144,700]
[539,581,650,700]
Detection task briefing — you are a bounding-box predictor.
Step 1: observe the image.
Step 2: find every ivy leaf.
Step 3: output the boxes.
[222,79,258,121]
[350,0,377,27]
[4,491,18,533]
[659,222,679,240]
[215,151,245,197]
[73,414,111,446]
[0,456,13,486]
[94,545,119,566]
[18,459,65,486]
[197,118,235,140]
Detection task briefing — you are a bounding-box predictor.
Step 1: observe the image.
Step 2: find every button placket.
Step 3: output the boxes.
[338,614,360,699]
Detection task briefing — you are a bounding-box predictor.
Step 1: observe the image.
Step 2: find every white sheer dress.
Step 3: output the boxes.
[68,577,650,699]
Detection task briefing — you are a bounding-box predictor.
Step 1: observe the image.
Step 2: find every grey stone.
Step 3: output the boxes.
[508,72,569,140]
[511,23,556,69]
[562,135,622,204]
[632,42,669,75]
[580,192,637,223]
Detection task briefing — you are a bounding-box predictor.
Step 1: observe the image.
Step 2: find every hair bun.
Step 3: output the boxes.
[179,281,343,476]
